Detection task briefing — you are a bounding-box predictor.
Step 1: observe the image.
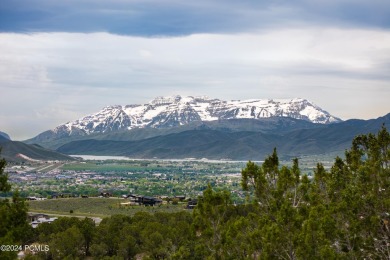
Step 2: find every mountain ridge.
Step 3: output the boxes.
[56,113,390,161]
[0,131,11,140]
[27,117,322,149]
[26,95,341,146]
[0,136,75,162]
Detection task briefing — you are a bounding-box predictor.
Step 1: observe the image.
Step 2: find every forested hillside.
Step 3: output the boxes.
[0,127,389,259]
[56,113,390,160]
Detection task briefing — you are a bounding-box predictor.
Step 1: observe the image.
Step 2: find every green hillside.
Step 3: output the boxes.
[57,113,390,160]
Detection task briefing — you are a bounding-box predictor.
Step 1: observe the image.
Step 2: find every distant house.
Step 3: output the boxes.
[26,196,46,201]
[174,195,186,201]
[142,196,163,206]
[128,194,141,204]
[28,213,57,228]
[28,213,49,222]
[128,194,162,206]
[100,192,112,198]
[54,193,76,198]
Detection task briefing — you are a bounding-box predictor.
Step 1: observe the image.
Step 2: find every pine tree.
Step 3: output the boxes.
[0,151,32,259]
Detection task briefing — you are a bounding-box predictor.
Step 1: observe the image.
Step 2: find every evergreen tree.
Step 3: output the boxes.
[193,184,232,259]
[7,126,389,259]
[240,127,390,259]
[0,151,32,259]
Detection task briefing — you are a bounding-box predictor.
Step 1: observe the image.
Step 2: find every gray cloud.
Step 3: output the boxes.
[0,29,389,140]
[1,1,390,140]
[1,0,389,36]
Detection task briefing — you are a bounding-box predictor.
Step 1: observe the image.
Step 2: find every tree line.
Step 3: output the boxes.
[0,126,389,259]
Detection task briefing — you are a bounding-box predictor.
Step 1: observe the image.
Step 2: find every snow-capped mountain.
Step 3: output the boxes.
[49,95,341,137]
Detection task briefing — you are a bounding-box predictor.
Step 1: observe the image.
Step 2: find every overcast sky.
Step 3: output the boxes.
[1,0,390,140]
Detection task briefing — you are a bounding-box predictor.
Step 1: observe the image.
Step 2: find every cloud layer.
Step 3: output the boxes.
[0,1,389,140]
[1,0,390,35]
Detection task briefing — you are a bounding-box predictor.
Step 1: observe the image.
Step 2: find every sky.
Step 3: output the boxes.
[1,0,390,140]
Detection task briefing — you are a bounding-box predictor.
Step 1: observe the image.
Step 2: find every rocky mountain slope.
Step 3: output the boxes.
[26,95,341,146]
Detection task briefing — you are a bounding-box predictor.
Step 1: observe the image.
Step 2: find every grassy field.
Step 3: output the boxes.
[61,162,153,172]
[28,197,187,218]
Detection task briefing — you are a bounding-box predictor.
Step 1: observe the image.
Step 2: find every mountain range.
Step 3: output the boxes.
[20,95,389,161]
[56,113,390,160]
[26,95,341,148]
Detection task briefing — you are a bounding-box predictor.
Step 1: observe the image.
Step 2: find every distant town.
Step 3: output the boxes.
[5,158,247,203]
